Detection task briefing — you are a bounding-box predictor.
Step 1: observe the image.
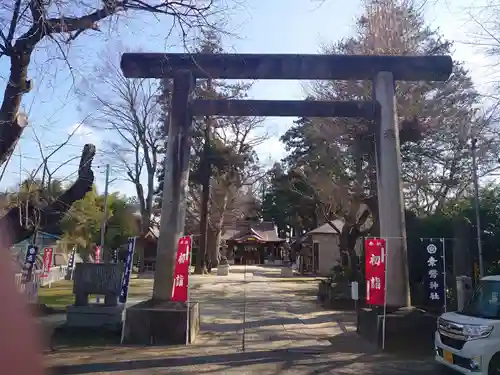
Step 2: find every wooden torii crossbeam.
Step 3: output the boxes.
[120,53,452,313]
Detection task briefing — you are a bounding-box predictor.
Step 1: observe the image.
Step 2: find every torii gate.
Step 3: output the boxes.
[120,53,452,345]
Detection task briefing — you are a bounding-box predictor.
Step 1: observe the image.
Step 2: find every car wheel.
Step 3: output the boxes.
[489,353,500,375]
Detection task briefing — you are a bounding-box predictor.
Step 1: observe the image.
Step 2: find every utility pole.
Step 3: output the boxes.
[471,138,484,278]
[100,164,111,259]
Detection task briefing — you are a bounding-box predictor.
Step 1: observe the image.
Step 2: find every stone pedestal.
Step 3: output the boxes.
[66,304,125,329]
[122,299,200,345]
[217,264,229,276]
[72,263,123,306]
[357,307,437,353]
[281,267,294,277]
[65,263,124,329]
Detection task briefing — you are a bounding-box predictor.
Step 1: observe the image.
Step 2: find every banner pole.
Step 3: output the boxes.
[96,245,101,304]
[441,238,447,313]
[48,248,53,288]
[381,238,388,350]
[120,236,136,344]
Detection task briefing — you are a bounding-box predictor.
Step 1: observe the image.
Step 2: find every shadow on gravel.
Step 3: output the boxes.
[199,312,346,332]
[52,326,122,349]
[48,347,330,374]
[49,343,435,375]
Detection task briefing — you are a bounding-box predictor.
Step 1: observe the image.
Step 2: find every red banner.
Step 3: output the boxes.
[95,246,101,264]
[171,236,192,302]
[365,238,386,305]
[42,247,53,278]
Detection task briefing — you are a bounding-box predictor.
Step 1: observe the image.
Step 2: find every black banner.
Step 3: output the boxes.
[65,248,77,281]
[119,237,136,304]
[421,238,445,309]
[23,244,38,283]
[67,249,76,270]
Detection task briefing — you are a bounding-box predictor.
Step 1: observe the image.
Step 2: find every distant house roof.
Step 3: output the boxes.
[221,227,242,241]
[307,220,344,235]
[132,212,160,240]
[250,221,283,242]
[222,221,285,243]
[147,225,160,239]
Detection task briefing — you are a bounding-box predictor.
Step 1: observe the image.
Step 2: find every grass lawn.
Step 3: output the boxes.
[37,277,153,309]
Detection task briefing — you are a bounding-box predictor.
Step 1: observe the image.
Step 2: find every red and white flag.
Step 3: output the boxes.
[42,247,54,278]
[171,236,192,302]
[95,246,102,264]
[365,238,387,306]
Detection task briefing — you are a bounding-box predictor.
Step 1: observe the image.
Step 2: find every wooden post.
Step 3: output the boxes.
[373,71,410,308]
[152,71,194,301]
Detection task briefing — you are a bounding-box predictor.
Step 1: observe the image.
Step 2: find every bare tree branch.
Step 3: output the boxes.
[0,143,95,247]
[78,44,162,238]
[0,0,226,169]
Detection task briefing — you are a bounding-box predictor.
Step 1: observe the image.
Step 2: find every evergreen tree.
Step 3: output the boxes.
[60,189,137,260]
[261,163,318,237]
[271,0,499,280]
[289,1,500,216]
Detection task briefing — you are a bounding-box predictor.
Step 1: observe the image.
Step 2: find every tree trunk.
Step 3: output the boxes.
[0,145,95,247]
[135,240,145,273]
[195,182,209,275]
[194,77,214,275]
[207,191,228,267]
[338,203,375,283]
[194,118,212,275]
[339,224,362,281]
[207,225,222,267]
[0,48,34,166]
[137,214,151,273]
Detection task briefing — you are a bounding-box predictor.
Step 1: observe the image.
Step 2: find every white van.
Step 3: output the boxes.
[435,275,500,374]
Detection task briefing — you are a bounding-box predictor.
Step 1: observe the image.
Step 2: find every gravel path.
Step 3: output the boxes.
[46,266,440,374]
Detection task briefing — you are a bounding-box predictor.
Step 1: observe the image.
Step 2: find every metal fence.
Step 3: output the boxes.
[14,265,69,302]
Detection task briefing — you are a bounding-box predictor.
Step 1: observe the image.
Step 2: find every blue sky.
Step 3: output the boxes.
[0,0,494,197]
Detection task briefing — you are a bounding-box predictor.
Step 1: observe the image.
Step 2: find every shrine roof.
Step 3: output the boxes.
[307,220,344,235]
[222,221,285,243]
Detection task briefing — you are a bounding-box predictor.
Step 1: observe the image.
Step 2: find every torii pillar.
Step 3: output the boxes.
[374,71,410,307]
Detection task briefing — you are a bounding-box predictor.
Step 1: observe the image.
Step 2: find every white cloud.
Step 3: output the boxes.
[68,123,101,146]
[255,136,286,166]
